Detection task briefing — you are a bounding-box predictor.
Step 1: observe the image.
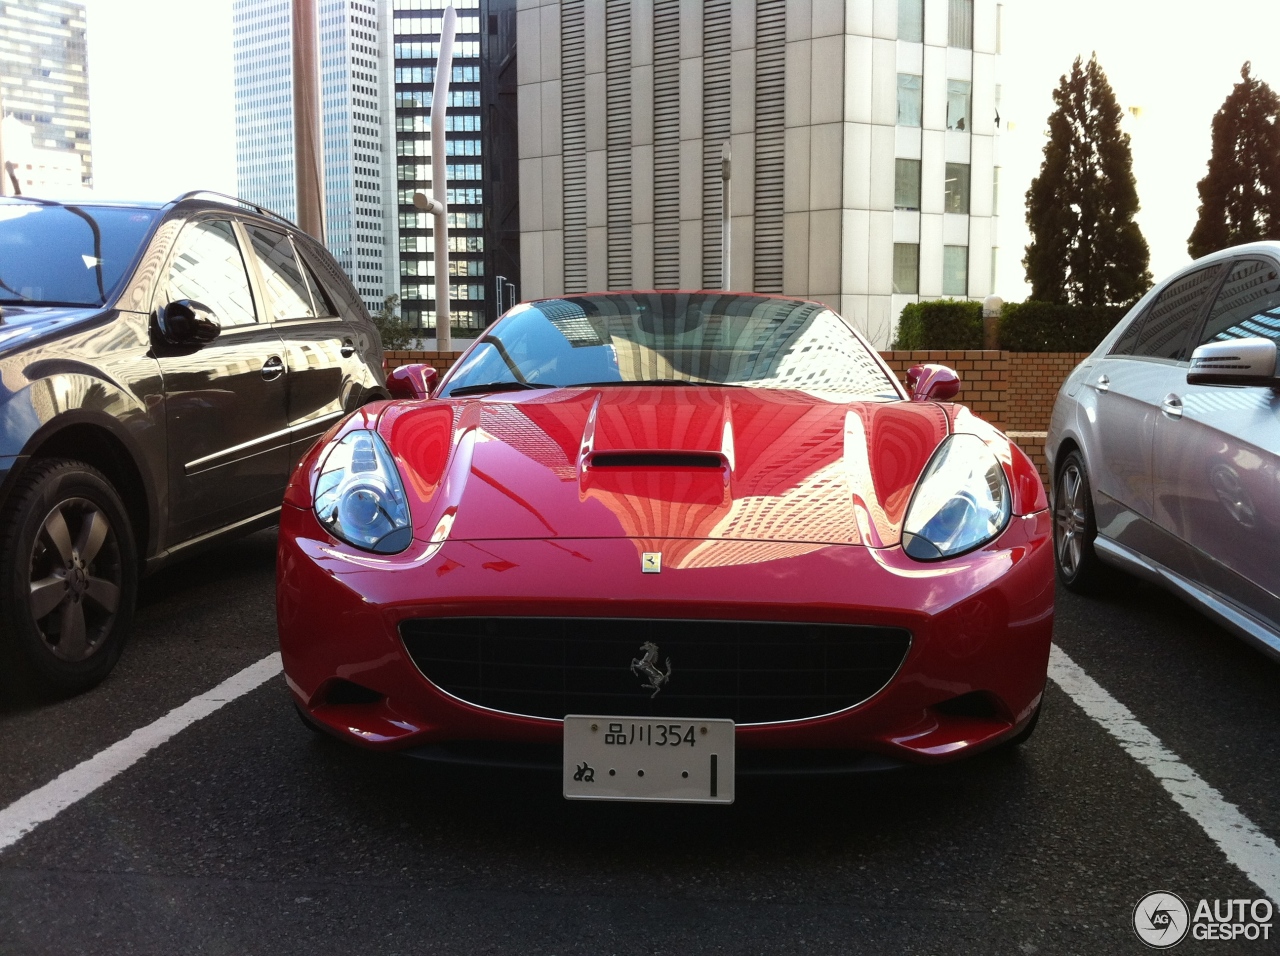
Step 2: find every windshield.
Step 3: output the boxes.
[439,292,902,399]
[0,201,160,307]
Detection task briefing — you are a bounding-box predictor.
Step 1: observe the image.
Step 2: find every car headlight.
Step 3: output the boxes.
[313,430,413,554]
[901,434,1011,561]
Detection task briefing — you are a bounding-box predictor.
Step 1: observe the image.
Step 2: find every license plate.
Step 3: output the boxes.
[563,715,735,804]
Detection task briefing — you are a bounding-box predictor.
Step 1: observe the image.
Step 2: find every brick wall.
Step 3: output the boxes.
[383,348,1091,485]
[383,350,466,373]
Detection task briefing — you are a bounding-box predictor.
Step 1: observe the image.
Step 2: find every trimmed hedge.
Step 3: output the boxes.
[997,300,1129,352]
[892,299,983,350]
[892,299,1132,352]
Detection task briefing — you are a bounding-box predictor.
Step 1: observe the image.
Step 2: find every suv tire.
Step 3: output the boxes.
[0,459,138,696]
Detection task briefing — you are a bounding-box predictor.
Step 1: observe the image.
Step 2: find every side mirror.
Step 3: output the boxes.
[154,299,220,347]
[1188,337,1279,387]
[906,363,962,402]
[387,363,438,400]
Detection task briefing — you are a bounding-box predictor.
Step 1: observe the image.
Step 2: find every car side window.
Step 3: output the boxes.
[299,257,336,317]
[1197,258,1280,347]
[1130,265,1221,360]
[246,225,318,322]
[1109,313,1143,356]
[166,220,257,327]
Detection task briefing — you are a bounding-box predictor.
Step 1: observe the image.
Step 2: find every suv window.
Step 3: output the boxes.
[166,220,257,327]
[1125,265,1221,360]
[1197,258,1280,347]
[246,225,317,322]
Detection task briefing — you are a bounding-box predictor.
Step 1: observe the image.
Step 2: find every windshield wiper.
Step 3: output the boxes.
[0,298,99,307]
[446,380,556,397]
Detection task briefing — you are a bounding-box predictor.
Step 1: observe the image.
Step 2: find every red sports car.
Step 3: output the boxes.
[277,292,1053,804]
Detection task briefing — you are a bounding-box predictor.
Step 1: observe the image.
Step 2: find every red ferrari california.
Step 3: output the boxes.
[277,292,1053,804]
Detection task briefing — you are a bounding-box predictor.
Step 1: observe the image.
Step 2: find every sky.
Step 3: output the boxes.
[81,0,1280,302]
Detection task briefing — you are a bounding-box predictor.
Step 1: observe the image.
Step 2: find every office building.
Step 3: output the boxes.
[233,0,397,312]
[517,0,1002,347]
[0,0,92,189]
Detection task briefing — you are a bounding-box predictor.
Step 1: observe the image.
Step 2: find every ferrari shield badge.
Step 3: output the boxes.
[641,551,662,573]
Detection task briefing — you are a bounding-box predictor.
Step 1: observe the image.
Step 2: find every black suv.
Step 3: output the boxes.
[0,192,388,694]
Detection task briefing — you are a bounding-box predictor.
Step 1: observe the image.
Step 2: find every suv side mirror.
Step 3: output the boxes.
[154,299,221,347]
[906,363,962,402]
[387,363,438,400]
[1188,337,1279,387]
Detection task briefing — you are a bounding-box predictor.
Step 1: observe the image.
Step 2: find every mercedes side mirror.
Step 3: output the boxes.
[154,299,221,347]
[387,363,438,400]
[906,363,962,402]
[1188,337,1280,388]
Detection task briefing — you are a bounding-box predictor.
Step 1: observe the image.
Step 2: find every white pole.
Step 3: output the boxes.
[720,141,731,291]
[429,4,457,351]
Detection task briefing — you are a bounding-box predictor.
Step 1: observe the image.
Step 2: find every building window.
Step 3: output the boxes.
[948,0,973,49]
[898,0,923,42]
[947,80,971,130]
[943,245,968,296]
[897,74,922,128]
[895,159,921,211]
[993,166,1000,215]
[944,163,970,214]
[893,243,920,294]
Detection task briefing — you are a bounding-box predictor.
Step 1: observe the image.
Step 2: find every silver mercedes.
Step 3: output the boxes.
[1047,241,1280,662]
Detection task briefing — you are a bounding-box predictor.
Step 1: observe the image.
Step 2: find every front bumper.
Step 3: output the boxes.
[277,505,1053,765]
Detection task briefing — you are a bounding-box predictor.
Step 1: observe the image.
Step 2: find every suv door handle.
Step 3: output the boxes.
[261,355,285,381]
[1095,374,1110,392]
[1161,393,1183,419]
[340,338,356,358]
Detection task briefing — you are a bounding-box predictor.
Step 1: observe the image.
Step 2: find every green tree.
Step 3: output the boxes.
[1187,63,1280,259]
[1023,54,1151,306]
[372,294,413,351]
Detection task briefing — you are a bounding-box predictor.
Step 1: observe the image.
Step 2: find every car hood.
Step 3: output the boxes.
[0,304,111,356]
[378,387,953,558]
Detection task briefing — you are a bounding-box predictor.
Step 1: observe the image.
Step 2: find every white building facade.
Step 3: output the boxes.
[0,0,93,190]
[517,0,1001,347]
[233,0,399,312]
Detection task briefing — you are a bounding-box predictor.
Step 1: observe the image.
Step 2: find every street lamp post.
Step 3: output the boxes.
[419,4,458,353]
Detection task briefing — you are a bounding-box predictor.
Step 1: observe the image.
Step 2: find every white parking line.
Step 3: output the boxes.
[1050,643,1280,903]
[0,652,282,854]
[3,642,1277,906]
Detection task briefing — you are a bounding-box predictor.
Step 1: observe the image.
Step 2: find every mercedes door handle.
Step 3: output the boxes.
[261,356,285,381]
[1161,393,1183,419]
[340,338,356,358]
[1095,374,1110,392]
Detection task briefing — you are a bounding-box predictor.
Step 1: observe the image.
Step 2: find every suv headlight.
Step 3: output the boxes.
[902,434,1011,561]
[313,430,413,554]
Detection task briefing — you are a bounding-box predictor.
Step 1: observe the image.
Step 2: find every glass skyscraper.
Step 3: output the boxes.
[233,0,512,334]
[233,0,396,313]
[391,0,486,335]
[0,0,92,188]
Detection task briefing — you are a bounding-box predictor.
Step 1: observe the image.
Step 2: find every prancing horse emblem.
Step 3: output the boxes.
[630,641,672,698]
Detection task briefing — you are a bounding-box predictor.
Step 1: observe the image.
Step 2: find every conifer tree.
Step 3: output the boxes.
[1023,54,1151,306]
[1187,63,1280,259]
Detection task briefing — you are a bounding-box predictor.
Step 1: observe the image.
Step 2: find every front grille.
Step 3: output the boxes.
[399,617,911,724]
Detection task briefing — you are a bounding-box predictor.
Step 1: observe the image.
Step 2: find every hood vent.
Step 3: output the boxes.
[590,451,725,469]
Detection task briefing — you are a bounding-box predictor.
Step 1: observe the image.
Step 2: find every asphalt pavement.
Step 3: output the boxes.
[0,527,1276,955]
